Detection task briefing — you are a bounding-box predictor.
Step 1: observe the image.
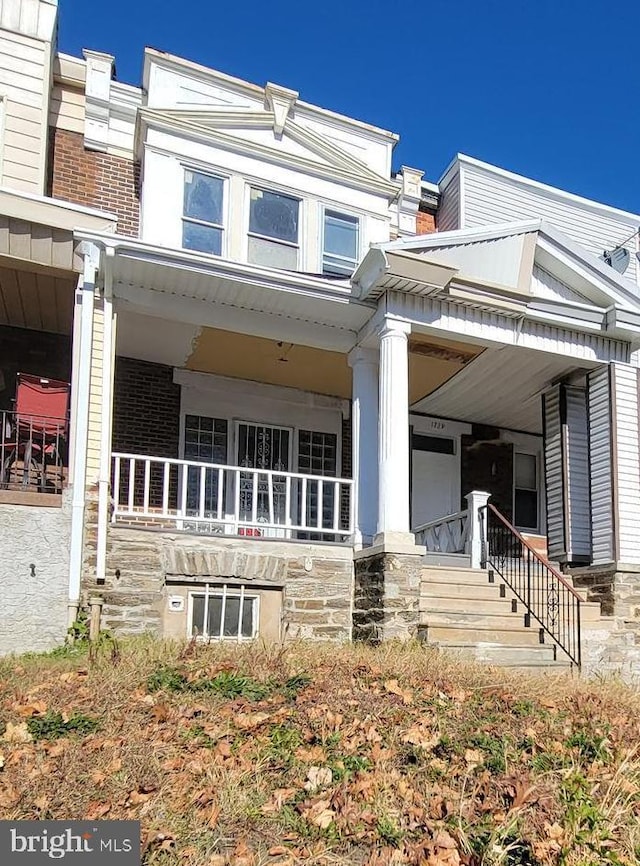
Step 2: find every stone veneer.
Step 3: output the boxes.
[95,526,354,641]
[0,491,71,654]
[352,550,422,643]
[570,564,640,679]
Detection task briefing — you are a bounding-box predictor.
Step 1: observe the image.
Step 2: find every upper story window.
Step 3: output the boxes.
[248,187,299,270]
[183,170,224,255]
[322,210,359,276]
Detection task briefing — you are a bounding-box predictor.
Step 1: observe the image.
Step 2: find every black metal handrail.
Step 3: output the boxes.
[479,503,582,667]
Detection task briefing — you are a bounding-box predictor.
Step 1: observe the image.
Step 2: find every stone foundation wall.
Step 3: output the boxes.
[571,564,640,679]
[92,526,354,641]
[353,551,422,643]
[0,491,71,654]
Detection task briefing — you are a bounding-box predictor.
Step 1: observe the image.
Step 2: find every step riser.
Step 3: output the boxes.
[424,625,547,647]
[421,598,521,616]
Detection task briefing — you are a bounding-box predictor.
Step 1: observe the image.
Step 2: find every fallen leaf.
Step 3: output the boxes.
[0,753,4,770]
[304,766,333,792]
[2,722,33,743]
[235,712,270,731]
[464,748,482,769]
[384,679,413,704]
[85,801,111,820]
[14,700,47,718]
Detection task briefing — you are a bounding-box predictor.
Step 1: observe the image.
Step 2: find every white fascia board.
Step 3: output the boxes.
[0,188,117,230]
[456,153,640,225]
[74,229,373,307]
[537,228,640,311]
[379,219,542,251]
[421,179,440,194]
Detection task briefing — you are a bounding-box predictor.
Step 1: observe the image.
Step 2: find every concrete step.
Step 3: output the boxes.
[438,643,572,669]
[421,580,513,601]
[422,552,472,568]
[421,596,523,617]
[423,621,548,647]
[422,611,535,630]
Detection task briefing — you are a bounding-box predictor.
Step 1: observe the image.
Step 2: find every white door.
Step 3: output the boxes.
[411,434,458,529]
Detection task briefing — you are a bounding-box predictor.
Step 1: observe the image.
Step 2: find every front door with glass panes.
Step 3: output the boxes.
[236,422,291,535]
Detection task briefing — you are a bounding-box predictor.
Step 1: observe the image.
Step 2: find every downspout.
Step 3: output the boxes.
[67,244,98,627]
[96,247,115,585]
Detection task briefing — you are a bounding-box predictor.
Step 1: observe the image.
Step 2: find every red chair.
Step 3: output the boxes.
[1,374,70,492]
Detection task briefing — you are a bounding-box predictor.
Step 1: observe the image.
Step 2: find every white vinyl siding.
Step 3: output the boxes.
[588,367,614,564]
[543,384,591,563]
[459,161,640,286]
[611,364,640,563]
[0,28,49,192]
[49,82,85,134]
[564,386,591,560]
[543,387,565,561]
[437,169,460,231]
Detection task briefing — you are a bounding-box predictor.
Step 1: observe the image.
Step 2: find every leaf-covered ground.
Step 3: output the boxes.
[1,638,639,865]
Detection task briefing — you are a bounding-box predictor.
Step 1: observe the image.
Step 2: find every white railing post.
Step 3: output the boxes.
[465,490,491,569]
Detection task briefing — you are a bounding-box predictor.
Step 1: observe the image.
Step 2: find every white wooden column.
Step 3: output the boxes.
[376,318,413,545]
[348,347,379,545]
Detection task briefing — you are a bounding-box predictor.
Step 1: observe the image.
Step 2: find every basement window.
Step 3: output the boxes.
[189,585,258,640]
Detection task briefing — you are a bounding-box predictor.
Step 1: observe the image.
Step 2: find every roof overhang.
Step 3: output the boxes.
[75,231,376,352]
[357,220,640,349]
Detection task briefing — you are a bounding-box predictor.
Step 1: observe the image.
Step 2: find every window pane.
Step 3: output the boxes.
[515,453,536,490]
[206,596,255,638]
[324,211,358,259]
[249,188,299,243]
[515,489,538,529]
[184,171,223,224]
[183,222,222,255]
[248,235,298,270]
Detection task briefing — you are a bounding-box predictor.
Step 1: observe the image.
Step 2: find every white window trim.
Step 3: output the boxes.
[513,450,540,533]
[244,182,304,269]
[181,165,230,258]
[320,204,362,276]
[187,585,259,641]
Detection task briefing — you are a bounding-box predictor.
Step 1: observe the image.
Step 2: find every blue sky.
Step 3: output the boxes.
[58,0,640,213]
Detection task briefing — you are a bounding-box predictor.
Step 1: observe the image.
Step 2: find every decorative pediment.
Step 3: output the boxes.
[138,106,398,198]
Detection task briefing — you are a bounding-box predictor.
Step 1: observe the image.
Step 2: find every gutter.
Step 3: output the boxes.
[67,245,98,626]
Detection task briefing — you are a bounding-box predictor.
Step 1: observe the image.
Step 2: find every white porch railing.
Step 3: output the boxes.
[111,453,354,541]
[414,509,470,553]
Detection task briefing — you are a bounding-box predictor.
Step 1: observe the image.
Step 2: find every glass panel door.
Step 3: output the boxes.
[236,422,291,529]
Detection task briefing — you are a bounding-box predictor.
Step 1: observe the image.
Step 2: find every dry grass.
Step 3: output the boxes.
[1,637,640,865]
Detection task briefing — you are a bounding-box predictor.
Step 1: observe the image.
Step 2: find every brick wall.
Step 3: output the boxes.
[416,209,436,234]
[112,357,181,508]
[48,128,140,237]
[113,357,181,457]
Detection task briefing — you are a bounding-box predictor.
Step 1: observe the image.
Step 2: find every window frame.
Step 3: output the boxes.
[187,585,259,641]
[321,205,361,276]
[513,450,540,532]
[181,167,228,257]
[246,184,302,269]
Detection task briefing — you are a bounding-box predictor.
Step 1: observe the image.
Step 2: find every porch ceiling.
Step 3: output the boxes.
[0,262,76,335]
[412,345,594,433]
[107,242,374,353]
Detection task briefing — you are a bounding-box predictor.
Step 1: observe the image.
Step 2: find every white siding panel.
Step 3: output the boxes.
[531,265,591,304]
[437,169,460,231]
[543,387,565,561]
[564,386,591,559]
[612,364,640,563]
[49,83,85,134]
[461,162,640,286]
[588,367,614,564]
[0,27,48,193]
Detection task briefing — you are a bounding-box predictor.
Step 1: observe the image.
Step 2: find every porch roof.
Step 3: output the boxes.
[353,220,640,349]
[77,231,376,352]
